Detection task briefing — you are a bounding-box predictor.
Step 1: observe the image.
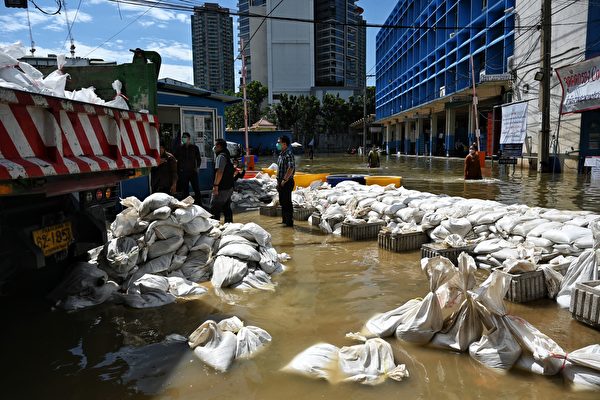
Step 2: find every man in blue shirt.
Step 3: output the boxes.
[276,135,295,227]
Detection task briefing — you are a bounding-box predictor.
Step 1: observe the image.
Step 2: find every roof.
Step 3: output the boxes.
[250,117,277,130]
[157,78,241,104]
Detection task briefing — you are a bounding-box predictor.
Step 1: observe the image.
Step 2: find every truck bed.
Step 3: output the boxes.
[0,87,160,183]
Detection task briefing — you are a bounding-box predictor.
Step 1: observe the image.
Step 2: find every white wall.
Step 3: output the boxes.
[513,1,589,168]
[267,0,314,103]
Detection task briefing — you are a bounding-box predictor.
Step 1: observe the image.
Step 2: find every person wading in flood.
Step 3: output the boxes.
[151,141,178,195]
[276,135,295,227]
[175,132,202,203]
[210,138,235,223]
[368,145,380,168]
[464,144,483,180]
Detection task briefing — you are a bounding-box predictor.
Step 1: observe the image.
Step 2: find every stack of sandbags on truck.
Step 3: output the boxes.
[188,316,272,372]
[0,43,129,109]
[231,172,278,209]
[282,338,409,385]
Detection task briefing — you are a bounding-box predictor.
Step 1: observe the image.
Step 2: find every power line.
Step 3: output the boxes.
[29,0,62,15]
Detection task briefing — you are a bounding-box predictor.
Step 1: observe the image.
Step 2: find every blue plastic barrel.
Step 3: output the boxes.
[326,174,366,187]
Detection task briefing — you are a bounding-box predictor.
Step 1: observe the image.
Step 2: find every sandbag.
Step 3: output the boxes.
[138,253,173,275]
[235,326,272,359]
[238,222,271,246]
[218,316,244,333]
[147,236,184,260]
[511,218,549,237]
[182,217,213,235]
[364,299,422,337]
[99,237,140,279]
[144,205,172,222]
[542,225,591,244]
[527,221,563,237]
[233,268,276,291]
[218,235,257,250]
[338,338,409,384]
[173,204,212,224]
[395,256,457,344]
[217,243,261,262]
[211,256,248,288]
[441,218,472,238]
[189,321,237,372]
[282,343,340,381]
[561,345,600,390]
[139,193,177,218]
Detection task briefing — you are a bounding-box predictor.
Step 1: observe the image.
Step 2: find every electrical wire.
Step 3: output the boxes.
[28,0,62,15]
[63,0,83,49]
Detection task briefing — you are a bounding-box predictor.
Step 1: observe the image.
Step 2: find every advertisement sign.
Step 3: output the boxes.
[500,102,528,144]
[556,56,600,114]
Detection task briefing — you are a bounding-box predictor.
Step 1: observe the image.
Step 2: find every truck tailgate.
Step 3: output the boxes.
[0,88,160,181]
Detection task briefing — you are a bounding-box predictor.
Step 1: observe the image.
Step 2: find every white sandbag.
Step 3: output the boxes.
[217,316,244,333]
[182,217,213,235]
[144,205,172,221]
[396,207,416,222]
[386,203,406,215]
[511,218,549,237]
[338,338,409,384]
[495,215,522,234]
[173,204,212,224]
[138,193,177,218]
[238,222,272,246]
[395,256,457,344]
[430,225,451,241]
[131,273,170,293]
[470,210,505,226]
[217,243,261,262]
[574,235,594,249]
[444,234,467,248]
[556,251,597,308]
[541,210,575,223]
[138,253,173,275]
[490,247,521,261]
[100,236,140,278]
[147,236,183,260]
[189,321,238,372]
[473,238,513,254]
[235,326,272,359]
[233,268,276,291]
[282,343,340,381]
[259,246,282,274]
[525,236,554,248]
[561,345,600,390]
[527,221,563,237]
[468,272,522,370]
[542,225,591,244]
[167,276,207,297]
[211,256,248,288]
[430,253,483,352]
[153,224,184,241]
[110,207,147,238]
[441,218,472,238]
[222,223,244,236]
[104,80,129,110]
[218,235,257,250]
[421,212,443,230]
[364,299,422,337]
[119,289,176,309]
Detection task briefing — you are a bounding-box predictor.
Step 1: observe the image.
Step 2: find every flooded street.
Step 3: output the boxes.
[2,154,600,399]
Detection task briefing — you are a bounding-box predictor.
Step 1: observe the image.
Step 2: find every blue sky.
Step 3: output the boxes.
[1,0,396,88]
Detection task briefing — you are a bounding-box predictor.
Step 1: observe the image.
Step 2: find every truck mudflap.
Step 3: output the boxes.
[0,87,160,182]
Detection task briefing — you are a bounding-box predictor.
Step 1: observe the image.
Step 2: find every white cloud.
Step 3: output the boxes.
[157,23,168,29]
[159,63,193,84]
[0,10,93,33]
[145,41,192,61]
[138,20,155,27]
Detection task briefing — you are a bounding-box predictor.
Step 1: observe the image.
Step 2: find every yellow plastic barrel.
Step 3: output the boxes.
[293,172,329,188]
[261,168,276,176]
[365,175,402,188]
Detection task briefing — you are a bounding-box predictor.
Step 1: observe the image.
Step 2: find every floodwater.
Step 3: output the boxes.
[2,154,600,399]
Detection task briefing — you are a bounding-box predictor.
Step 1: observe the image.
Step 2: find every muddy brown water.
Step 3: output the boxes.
[2,154,600,399]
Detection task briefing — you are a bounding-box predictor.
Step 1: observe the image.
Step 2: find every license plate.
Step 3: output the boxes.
[32,222,73,257]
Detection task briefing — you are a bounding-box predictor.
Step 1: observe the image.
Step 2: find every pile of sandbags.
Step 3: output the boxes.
[282,338,409,385]
[231,172,278,209]
[354,252,600,390]
[188,316,271,372]
[50,193,288,310]
[0,43,129,109]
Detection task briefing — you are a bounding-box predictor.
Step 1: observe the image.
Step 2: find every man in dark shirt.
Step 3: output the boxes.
[174,132,202,203]
[276,135,295,227]
[151,141,178,194]
[210,138,235,223]
[464,144,483,180]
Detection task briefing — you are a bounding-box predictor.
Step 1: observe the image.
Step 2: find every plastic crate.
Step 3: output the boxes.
[293,207,315,221]
[259,205,281,217]
[498,263,571,303]
[341,222,384,240]
[421,243,475,266]
[378,230,429,252]
[310,212,321,226]
[570,280,600,329]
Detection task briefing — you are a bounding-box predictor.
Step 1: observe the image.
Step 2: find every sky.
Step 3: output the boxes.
[0,0,396,89]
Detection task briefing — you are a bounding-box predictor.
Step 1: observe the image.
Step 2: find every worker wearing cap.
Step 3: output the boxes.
[211,138,235,223]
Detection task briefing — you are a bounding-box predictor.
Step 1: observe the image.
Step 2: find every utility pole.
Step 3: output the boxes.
[470,55,480,151]
[539,0,552,172]
[362,74,375,156]
[241,39,253,170]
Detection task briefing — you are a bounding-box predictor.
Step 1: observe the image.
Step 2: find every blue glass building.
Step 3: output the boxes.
[375,0,515,156]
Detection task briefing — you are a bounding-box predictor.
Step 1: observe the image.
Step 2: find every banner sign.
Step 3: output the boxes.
[501,143,523,158]
[500,102,528,144]
[556,56,600,114]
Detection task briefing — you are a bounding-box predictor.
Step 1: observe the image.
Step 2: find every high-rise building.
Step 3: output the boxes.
[237,0,266,85]
[191,3,234,93]
[314,0,366,90]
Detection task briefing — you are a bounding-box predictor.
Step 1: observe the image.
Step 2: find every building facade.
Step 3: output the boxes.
[237,0,267,85]
[376,0,600,172]
[191,3,234,93]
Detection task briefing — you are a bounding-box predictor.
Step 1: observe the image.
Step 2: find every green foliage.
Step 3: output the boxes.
[224,81,269,129]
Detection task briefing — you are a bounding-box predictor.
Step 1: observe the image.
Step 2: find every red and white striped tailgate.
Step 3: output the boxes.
[0,88,160,181]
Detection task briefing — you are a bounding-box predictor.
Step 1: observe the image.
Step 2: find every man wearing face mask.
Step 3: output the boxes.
[464,144,482,180]
[276,135,295,227]
[175,132,202,203]
[210,139,235,223]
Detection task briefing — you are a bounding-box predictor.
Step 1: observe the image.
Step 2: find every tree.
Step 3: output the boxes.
[223,81,269,129]
[320,94,348,134]
[296,95,321,145]
[272,94,299,131]
[225,101,244,130]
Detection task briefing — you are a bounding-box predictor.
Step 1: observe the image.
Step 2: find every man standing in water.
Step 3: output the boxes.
[368,145,380,168]
[175,132,202,203]
[210,139,235,223]
[464,144,483,180]
[276,135,295,227]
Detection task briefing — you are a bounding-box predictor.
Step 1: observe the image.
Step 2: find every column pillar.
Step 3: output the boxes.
[395,120,401,154]
[404,120,410,155]
[415,117,424,156]
[445,108,455,157]
[430,113,438,156]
